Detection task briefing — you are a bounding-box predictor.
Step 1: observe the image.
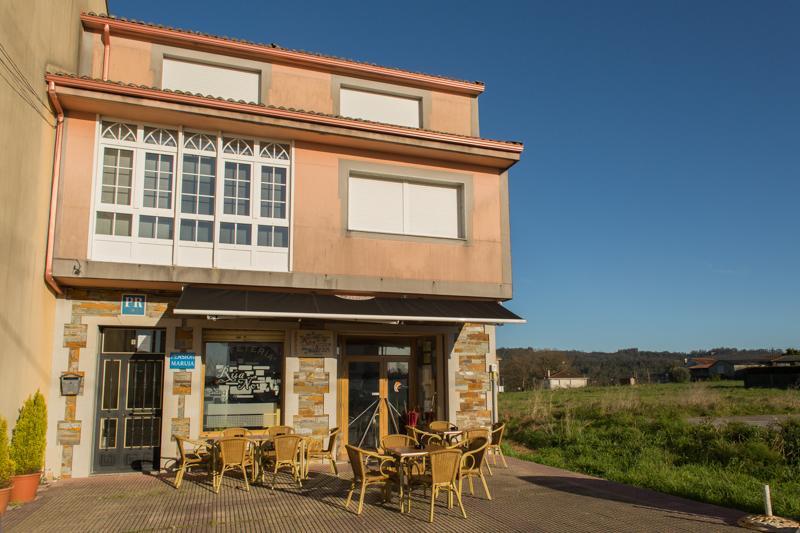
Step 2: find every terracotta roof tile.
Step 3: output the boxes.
[84,12,484,88]
[46,72,523,149]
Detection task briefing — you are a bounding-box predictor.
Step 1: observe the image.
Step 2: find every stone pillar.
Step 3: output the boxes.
[453,323,492,428]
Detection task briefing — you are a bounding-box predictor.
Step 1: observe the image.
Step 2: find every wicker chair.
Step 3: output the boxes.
[267,425,294,438]
[406,448,466,523]
[343,444,397,515]
[458,436,491,500]
[221,427,248,437]
[487,422,508,471]
[173,436,211,489]
[408,426,444,448]
[305,427,340,476]
[380,433,417,451]
[429,420,457,432]
[265,434,304,490]
[213,437,251,493]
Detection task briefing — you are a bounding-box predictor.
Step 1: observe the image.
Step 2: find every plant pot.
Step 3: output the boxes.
[0,485,11,515]
[10,472,41,503]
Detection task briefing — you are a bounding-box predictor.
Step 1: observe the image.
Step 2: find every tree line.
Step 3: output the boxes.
[498,346,786,390]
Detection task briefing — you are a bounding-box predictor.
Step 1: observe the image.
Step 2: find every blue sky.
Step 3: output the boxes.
[109,1,800,352]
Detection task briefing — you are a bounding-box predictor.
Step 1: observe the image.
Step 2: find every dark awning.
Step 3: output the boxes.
[174,286,525,324]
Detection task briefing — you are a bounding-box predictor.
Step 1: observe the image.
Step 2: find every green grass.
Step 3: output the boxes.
[499,382,800,518]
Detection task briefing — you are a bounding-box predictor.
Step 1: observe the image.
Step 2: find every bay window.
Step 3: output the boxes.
[91,119,291,271]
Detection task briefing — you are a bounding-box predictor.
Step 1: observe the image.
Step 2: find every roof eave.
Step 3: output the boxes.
[45,73,523,161]
[80,13,486,97]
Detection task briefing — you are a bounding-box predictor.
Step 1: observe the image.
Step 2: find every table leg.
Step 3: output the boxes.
[398,457,405,513]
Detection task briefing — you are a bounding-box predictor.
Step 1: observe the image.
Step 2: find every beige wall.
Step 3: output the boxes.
[83,33,478,136]
[0,0,106,429]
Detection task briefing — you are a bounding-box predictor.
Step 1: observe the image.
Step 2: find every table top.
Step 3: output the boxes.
[385,446,428,458]
[203,432,272,442]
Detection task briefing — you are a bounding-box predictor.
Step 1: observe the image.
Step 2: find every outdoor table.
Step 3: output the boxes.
[431,429,462,445]
[203,434,272,484]
[385,446,428,513]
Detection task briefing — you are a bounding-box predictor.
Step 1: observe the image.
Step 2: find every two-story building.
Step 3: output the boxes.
[42,12,524,478]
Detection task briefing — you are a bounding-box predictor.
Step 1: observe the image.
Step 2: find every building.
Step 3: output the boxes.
[0,0,107,430]
[686,354,782,381]
[542,369,588,390]
[28,12,524,478]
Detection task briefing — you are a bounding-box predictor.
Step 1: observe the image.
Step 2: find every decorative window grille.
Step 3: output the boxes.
[259,142,290,161]
[143,127,177,147]
[222,137,254,156]
[183,132,216,153]
[101,121,137,142]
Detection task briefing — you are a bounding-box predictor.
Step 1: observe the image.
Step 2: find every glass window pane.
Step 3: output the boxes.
[224,162,235,179]
[203,342,282,431]
[223,181,235,197]
[275,167,287,185]
[275,185,286,202]
[115,213,132,236]
[156,217,173,239]
[200,157,215,176]
[101,187,115,204]
[117,188,131,206]
[197,220,213,242]
[181,195,195,214]
[237,199,249,216]
[179,219,195,241]
[102,169,116,185]
[219,222,235,244]
[158,192,171,209]
[143,173,156,190]
[159,174,172,191]
[160,156,173,173]
[103,149,117,167]
[198,176,214,196]
[223,198,235,215]
[236,224,251,245]
[274,203,286,219]
[118,150,133,169]
[96,212,113,235]
[274,226,289,247]
[145,153,157,171]
[139,215,155,238]
[143,191,156,208]
[197,196,213,215]
[257,225,272,247]
[182,175,197,194]
[182,155,197,175]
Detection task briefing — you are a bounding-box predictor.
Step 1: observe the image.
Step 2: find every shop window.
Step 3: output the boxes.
[203,342,282,430]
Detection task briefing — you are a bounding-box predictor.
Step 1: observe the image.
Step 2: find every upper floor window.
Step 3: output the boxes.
[339,87,421,128]
[161,57,260,103]
[91,120,291,272]
[347,175,463,239]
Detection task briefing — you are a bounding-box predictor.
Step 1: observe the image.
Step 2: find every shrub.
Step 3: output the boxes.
[0,416,14,488]
[669,366,691,383]
[10,391,47,475]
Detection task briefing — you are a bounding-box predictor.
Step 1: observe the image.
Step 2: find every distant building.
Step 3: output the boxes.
[543,369,589,389]
[686,354,782,381]
[742,366,800,389]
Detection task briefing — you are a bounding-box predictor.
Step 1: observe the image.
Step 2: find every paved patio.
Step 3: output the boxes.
[0,457,745,532]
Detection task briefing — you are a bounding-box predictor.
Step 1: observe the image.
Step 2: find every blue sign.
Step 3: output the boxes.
[121,294,146,316]
[170,352,196,370]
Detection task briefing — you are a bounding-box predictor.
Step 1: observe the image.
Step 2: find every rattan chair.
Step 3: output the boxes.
[408,426,444,448]
[406,448,466,523]
[458,436,491,500]
[173,436,211,489]
[305,427,340,476]
[267,425,294,438]
[343,444,397,515]
[429,420,457,432]
[265,434,304,490]
[487,422,508,472]
[380,433,418,451]
[213,437,251,493]
[221,427,248,437]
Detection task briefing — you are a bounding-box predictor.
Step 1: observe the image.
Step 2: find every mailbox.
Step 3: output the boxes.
[60,373,83,396]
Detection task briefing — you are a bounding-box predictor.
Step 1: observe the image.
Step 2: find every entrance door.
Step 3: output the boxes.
[344,338,412,449]
[94,328,165,473]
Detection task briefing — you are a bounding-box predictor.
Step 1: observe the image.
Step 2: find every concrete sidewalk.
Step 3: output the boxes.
[0,457,745,532]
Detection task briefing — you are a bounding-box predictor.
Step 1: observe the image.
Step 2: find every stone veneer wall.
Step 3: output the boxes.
[56,289,175,478]
[453,323,492,428]
[292,358,329,444]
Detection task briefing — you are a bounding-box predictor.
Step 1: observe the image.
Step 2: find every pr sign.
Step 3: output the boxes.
[170,352,196,370]
[121,294,146,316]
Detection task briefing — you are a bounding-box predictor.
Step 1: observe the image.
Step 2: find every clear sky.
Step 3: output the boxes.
[109,1,800,352]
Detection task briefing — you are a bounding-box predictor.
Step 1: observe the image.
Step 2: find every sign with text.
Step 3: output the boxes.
[295,330,334,358]
[121,294,146,316]
[169,352,196,370]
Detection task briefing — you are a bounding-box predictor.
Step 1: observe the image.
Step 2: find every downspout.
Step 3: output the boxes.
[101,24,110,81]
[44,81,64,295]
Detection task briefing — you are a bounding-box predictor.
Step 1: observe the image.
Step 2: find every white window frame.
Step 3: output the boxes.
[89,117,292,271]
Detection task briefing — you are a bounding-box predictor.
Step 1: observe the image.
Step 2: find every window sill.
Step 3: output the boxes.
[345,228,468,245]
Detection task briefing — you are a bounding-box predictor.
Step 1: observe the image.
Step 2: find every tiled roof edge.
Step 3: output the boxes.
[46,72,523,150]
[82,12,485,93]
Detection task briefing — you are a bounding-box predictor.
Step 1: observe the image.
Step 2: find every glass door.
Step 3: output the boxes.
[344,337,414,450]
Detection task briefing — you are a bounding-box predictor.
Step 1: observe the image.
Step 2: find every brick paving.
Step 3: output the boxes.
[0,457,745,532]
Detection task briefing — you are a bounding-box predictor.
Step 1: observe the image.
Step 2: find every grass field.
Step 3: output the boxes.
[499,382,800,518]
